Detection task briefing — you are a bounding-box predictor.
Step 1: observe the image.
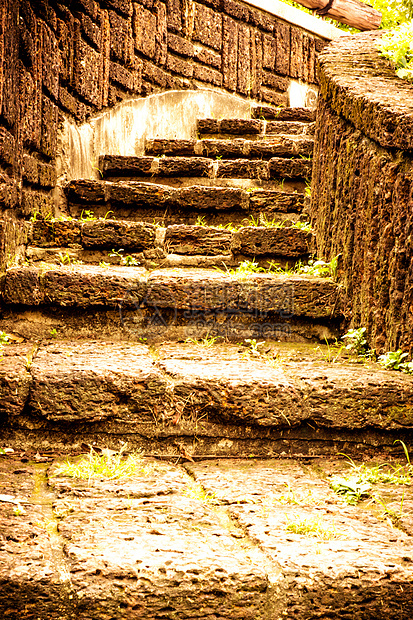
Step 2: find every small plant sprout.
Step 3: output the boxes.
[378,350,413,374]
[0,332,10,345]
[195,215,207,226]
[57,252,83,266]
[342,327,368,356]
[184,482,217,504]
[295,256,339,278]
[13,504,26,517]
[109,249,140,266]
[80,210,96,221]
[50,328,58,339]
[329,477,371,505]
[292,220,312,232]
[244,338,265,356]
[330,450,413,505]
[99,261,111,268]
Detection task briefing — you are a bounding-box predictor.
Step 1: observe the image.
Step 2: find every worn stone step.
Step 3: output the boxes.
[27,222,313,269]
[98,155,312,183]
[2,449,413,619]
[2,341,413,449]
[251,105,316,122]
[144,137,313,159]
[65,180,307,225]
[4,265,338,319]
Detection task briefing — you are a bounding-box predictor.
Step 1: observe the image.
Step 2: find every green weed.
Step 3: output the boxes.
[330,448,413,505]
[57,252,83,266]
[184,482,217,504]
[380,22,413,82]
[80,210,96,221]
[109,249,140,266]
[378,349,413,374]
[285,516,344,540]
[51,444,147,481]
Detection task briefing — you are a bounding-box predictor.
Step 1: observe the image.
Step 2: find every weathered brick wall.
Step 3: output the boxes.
[0,0,326,270]
[312,32,413,355]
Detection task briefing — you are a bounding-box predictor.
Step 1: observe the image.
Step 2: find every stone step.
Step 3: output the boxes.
[1,448,413,619]
[98,155,312,183]
[196,113,315,139]
[2,341,413,450]
[144,136,313,159]
[27,219,314,265]
[4,265,338,316]
[251,105,316,122]
[2,265,340,343]
[65,180,307,225]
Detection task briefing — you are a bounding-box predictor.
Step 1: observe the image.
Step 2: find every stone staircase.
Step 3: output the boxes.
[2,105,413,619]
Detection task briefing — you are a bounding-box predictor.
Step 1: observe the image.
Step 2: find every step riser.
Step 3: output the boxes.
[98,155,312,182]
[27,222,314,262]
[144,137,314,159]
[4,267,340,320]
[0,308,340,345]
[3,421,407,459]
[65,181,307,224]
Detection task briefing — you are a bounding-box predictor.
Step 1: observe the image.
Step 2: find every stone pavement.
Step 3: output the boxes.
[1,451,413,619]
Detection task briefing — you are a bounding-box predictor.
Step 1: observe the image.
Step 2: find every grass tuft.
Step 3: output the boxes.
[51,445,148,481]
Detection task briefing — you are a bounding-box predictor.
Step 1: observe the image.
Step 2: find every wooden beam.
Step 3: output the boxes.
[293,0,382,31]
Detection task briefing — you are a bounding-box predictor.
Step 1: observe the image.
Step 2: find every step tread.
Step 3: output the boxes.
[2,444,412,618]
[3,341,413,429]
[4,264,338,318]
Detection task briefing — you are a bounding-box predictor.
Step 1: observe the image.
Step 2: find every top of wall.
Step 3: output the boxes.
[244,0,348,40]
[317,31,413,151]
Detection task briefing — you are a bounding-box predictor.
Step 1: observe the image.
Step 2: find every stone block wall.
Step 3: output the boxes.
[312,32,413,355]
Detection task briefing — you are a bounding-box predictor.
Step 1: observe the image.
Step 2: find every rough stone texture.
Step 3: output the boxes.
[165,224,231,255]
[1,453,413,619]
[269,157,312,179]
[248,189,304,213]
[198,118,263,135]
[81,220,156,250]
[29,341,167,422]
[146,269,340,318]
[3,341,413,437]
[0,344,32,419]
[29,220,82,248]
[231,226,313,257]
[313,33,413,354]
[4,265,147,307]
[252,106,316,122]
[145,137,313,159]
[66,180,252,218]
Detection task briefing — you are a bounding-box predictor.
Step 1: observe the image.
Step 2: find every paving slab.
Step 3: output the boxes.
[1,452,413,619]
